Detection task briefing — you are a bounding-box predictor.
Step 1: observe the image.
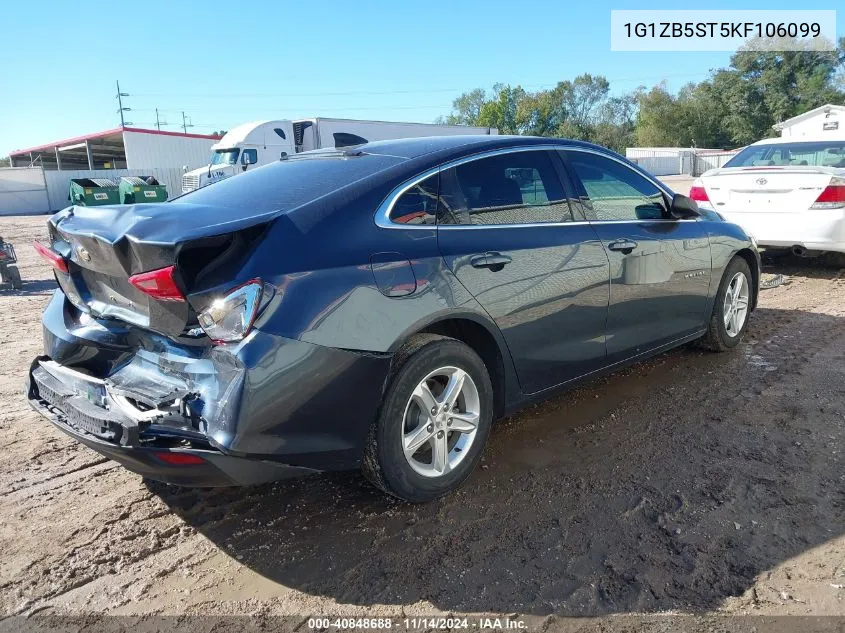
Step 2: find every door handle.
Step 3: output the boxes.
[470,252,512,271]
[607,239,638,254]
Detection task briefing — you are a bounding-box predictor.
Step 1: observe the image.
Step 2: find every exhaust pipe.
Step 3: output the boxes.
[791,245,808,257]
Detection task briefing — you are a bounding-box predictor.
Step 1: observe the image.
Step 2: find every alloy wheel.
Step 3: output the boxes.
[401,366,480,478]
[723,271,750,337]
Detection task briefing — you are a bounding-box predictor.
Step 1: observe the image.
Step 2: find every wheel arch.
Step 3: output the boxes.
[734,247,760,310]
[388,312,516,420]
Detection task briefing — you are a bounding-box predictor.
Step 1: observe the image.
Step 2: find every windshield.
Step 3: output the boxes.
[725,141,845,168]
[210,149,240,165]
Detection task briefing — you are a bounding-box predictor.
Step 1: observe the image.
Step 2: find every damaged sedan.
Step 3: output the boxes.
[27,136,760,502]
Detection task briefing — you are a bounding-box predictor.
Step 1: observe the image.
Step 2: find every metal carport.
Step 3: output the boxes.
[8,128,128,170]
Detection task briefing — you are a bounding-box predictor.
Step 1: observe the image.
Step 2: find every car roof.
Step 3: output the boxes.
[358,134,604,160]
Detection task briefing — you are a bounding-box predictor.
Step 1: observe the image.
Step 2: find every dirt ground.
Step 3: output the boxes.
[1,214,844,630]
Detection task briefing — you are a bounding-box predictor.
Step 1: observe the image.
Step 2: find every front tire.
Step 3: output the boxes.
[362,334,493,502]
[700,256,752,352]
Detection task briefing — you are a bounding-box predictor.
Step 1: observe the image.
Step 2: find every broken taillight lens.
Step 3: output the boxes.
[810,178,845,209]
[33,241,68,273]
[128,265,185,301]
[197,279,264,344]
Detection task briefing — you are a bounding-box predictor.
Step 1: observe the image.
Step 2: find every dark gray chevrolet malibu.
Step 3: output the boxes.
[27,135,760,502]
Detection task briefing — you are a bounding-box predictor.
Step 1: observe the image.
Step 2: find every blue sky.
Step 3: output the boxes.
[1,0,841,155]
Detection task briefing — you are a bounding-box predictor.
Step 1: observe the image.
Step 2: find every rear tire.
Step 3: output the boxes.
[6,266,22,290]
[700,256,752,352]
[362,334,493,503]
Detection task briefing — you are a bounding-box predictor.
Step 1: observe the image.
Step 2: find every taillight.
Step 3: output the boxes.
[153,451,206,465]
[197,279,264,344]
[689,185,710,203]
[128,265,185,301]
[810,178,845,209]
[33,241,69,273]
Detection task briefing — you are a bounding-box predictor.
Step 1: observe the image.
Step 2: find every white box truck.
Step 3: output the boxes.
[181,118,498,193]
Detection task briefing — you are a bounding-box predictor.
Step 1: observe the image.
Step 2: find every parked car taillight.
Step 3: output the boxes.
[810,178,845,210]
[688,181,710,204]
[197,279,265,343]
[33,242,68,273]
[128,265,185,301]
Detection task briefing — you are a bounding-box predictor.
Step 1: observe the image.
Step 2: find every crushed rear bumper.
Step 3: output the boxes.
[27,380,312,486]
[27,290,393,486]
[26,359,316,486]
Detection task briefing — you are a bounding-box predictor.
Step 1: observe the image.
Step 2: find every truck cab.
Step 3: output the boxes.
[181,121,296,193]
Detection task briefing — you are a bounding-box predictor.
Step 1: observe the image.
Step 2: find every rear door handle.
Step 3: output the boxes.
[607,239,638,254]
[470,252,512,270]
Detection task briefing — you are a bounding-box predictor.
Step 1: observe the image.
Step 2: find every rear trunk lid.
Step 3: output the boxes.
[48,202,276,336]
[701,166,844,213]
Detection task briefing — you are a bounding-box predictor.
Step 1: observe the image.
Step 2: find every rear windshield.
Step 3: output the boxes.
[176,152,404,212]
[725,141,845,168]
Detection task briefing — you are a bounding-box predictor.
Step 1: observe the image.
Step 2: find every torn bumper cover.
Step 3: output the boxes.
[26,291,392,486]
[27,358,314,486]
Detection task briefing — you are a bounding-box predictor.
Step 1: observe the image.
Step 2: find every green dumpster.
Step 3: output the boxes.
[68,178,120,206]
[119,176,168,204]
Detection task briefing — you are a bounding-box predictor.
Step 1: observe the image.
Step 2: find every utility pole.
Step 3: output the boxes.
[116,80,132,127]
[155,108,168,131]
[181,111,193,134]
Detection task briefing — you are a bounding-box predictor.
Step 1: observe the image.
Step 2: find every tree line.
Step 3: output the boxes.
[438,37,845,153]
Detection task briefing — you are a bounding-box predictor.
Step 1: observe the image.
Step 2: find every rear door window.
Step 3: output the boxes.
[438,150,573,225]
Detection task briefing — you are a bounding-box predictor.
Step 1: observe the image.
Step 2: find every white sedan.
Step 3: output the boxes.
[690,136,845,255]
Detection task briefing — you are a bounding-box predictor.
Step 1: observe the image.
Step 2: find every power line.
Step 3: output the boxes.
[120,69,716,133]
[126,72,712,101]
[149,104,454,113]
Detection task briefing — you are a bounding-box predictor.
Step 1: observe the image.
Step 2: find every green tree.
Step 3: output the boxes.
[442,88,487,126]
[592,92,639,152]
[475,84,532,134]
[440,37,845,152]
[559,74,611,137]
[730,37,845,125]
[704,36,845,145]
[635,83,687,146]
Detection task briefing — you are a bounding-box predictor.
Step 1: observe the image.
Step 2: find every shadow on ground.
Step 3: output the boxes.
[0,279,56,296]
[148,295,845,615]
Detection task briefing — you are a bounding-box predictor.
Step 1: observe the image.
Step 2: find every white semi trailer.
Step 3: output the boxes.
[181,118,497,192]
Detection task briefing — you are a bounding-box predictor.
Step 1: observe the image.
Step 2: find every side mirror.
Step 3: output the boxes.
[669,193,700,219]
